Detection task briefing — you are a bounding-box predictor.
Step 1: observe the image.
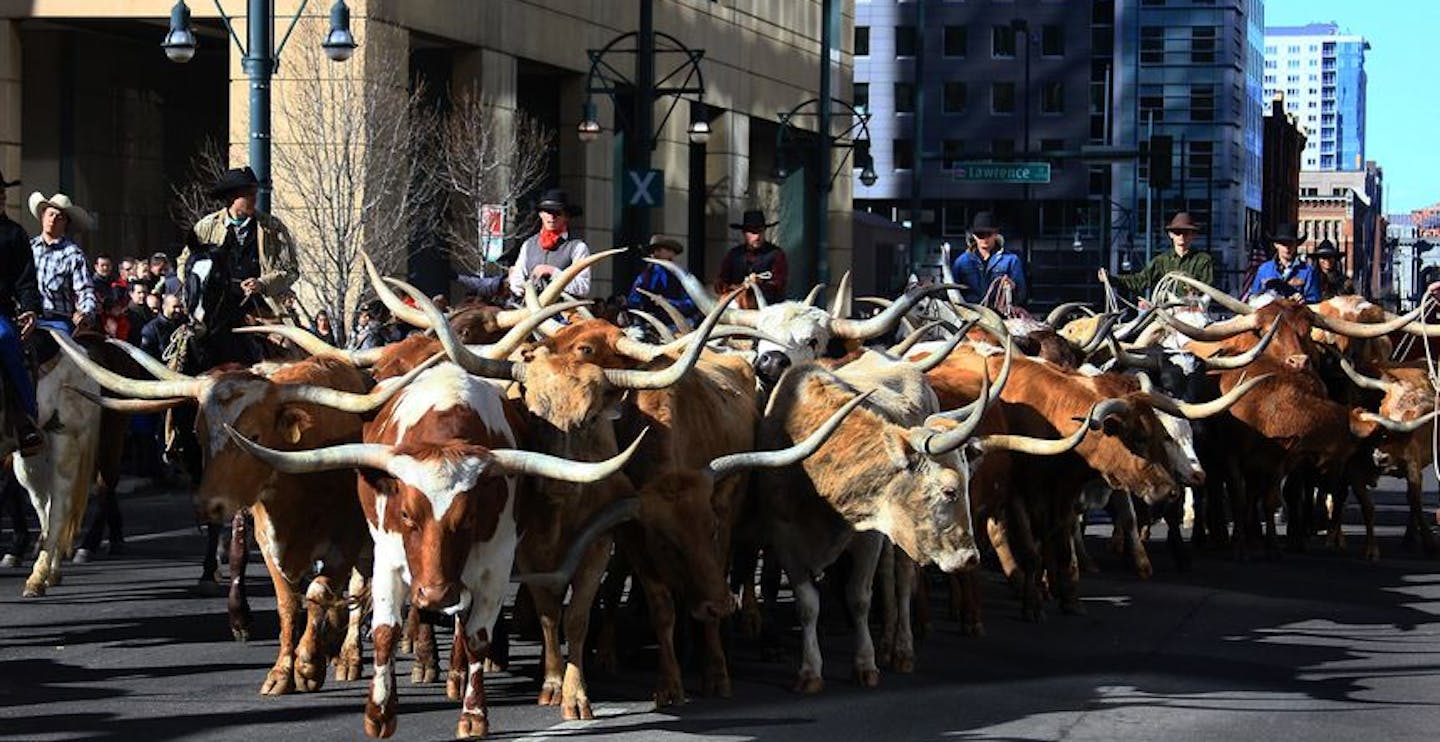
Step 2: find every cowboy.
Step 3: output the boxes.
[1311,239,1354,300]
[507,188,591,299]
[1251,223,1320,303]
[1100,212,1214,296]
[28,191,97,335]
[953,211,1027,306]
[183,166,298,317]
[0,170,44,455]
[717,209,788,306]
[626,235,700,325]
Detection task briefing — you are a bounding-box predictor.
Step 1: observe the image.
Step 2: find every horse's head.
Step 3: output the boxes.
[182,243,239,340]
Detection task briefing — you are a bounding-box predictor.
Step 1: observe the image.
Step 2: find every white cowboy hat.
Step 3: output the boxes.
[28,191,94,232]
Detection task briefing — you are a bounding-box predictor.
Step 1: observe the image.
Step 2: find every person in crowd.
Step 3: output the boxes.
[0,170,44,454]
[144,288,162,315]
[953,211,1027,307]
[93,253,120,294]
[507,188,592,299]
[148,252,182,296]
[125,282,154,344]
[1099,212,1214,296]
[27,191,97,334]
[1311,240,1354,300]
[100,288,132,342]
[0,473,31,569]
[184,166,299,319]
[716,209,788,307]
[140,293,186,361]
[1250,223,1320,303]
[627,235,700,326]
[348,300,396,351]
[311,309,337,347]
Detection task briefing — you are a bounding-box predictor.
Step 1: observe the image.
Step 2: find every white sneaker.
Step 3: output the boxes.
[0,554,18,568]
[72,548,91,564]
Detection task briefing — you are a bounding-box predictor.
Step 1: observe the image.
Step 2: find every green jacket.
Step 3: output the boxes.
[183,208,299,299]
[1113,249,1214,295]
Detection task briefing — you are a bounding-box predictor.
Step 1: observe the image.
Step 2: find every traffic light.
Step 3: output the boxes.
[1148,135,1173,189]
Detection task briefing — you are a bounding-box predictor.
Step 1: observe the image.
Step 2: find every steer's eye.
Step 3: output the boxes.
[807,338,819,350]
[399,509,415,529]
[577,344,595,356]
[941,486,959,502]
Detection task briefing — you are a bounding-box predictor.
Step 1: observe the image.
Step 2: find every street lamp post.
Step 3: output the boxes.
[1012,18,1032,264]
[578,0,707,286]
[164,0,356,213]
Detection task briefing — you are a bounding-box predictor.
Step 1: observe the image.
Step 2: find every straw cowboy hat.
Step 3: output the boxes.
[28,191,94,232]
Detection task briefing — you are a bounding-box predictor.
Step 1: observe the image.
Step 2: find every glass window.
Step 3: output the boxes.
[1041,25,1064,56]
[1041,81,1064,114]
[991,82,1016,113]
[992,25,1017,58]
[896,26,916,57]
[855,26,870,56]
[943,81,968,113]
[893,139,915,170]
[853,82,869,112]
[895,82,915,114]
[944,25,967,57]
[1140,26,1163,65]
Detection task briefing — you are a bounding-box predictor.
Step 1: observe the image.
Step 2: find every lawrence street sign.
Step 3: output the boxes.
[952,162,1052,184]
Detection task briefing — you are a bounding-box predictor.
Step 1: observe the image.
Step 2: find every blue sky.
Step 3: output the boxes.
[1267,1,1437,214]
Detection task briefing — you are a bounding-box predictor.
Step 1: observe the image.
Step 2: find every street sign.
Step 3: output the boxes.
[480,203,506,262]
[622,168,664,208]
[952,162,1052,184]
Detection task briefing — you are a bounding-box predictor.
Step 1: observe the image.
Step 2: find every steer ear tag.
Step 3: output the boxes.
[278,406,314,445]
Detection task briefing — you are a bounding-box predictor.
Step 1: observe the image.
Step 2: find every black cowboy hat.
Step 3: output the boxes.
[536,188,583,217]
[1165,212,1202,233]
[1311,239,1341,259]
[0,169,18,188]
[969,211,1001,234]
[209,167,260,199]
[730,209,778,231]
[1267,222,1307,246]
[647,235,684,255]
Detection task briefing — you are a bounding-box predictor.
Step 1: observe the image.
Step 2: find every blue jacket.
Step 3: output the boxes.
[626,264,699,324]
[1251,258,1321,303]
[952,248,1028,305]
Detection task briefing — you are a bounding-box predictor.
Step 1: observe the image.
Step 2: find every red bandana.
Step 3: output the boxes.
[539,228,564,251]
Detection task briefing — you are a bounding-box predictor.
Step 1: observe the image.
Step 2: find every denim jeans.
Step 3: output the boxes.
[0,316,37,419]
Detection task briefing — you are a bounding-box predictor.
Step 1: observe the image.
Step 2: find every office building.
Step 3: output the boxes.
[1263,23,1369,172]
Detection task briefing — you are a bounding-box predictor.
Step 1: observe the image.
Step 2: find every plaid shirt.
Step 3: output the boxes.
[30,235,97,317]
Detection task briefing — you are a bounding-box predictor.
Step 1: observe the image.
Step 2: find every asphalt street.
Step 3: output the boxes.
[3,474,1440,741]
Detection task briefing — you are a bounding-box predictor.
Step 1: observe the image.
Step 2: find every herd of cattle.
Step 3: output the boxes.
[9,250,1440,739]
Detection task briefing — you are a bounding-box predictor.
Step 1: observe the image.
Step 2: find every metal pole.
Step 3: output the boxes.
[244,0,275,212]
[816,0,834,290]
[629,0,655,286]
[1144,111,1153,263]
[908,0,926,271]
[1022,24,1032,265]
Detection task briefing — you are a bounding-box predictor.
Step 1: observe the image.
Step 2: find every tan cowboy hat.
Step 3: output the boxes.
[28,191,94,232]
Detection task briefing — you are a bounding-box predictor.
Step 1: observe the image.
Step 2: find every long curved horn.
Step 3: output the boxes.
[1200,320,1280,370]
[802,283,826,308]
[706,390,873,481]
[749,281,769,309]
[103,338,192,382]
[1153,308,1256,341]
[67,386,190,413]
[492,428,647,483]
[626,309,676,342]
[643,257,723,317]
[1106,334,1163,371]
[562,294,596,320]
[635,288,694,333]
[536,247,628,307]
[907,331,969,374]
[362,250,429,328]
[909,360,993,456]
[1113,301,1185,343]
[477,298,588,361]
[970,409,1091,457]
[1078,313,1123,356]
[1338,357,1395,393]
[232,325,389,366]
[831,284,965,340]
[828,271,853,318]
[225,424,396,474]
[939,243,964,304]
[619,325,793,364]
[855,297,919,337]
[1142,372,1272,420]
[385,278,534,380]
[889,321,943,357]
[276,353,444,413]
[48,328,203,400]
[513,498,640,589]
[601,290,740,389]
[926,337,1015,424]
[1159,273,1254,315]
[1046,301,1094,328]
[1310,306,1423,340]
[1361,410,1440,434]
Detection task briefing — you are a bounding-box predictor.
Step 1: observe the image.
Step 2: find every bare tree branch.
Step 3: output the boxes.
[171,138,228,236]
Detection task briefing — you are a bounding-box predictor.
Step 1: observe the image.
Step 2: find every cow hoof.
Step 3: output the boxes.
[791,674,824,694]
[875,646,893,670]
[447,670,466,702]
[231,626,251,643]
[960,620,986,638]
[653,682,686,707]
[702,672,732,699]
[1135,561,1154,580]
[538,681,562,706]
[398,635,414,655]
[412,663,439,685]
[294,657,327,693]
[72,548,91,564]
[335,647,364,683]
[561,697,593,721]
[891,653,915,674]
[260,666,295,695]
[22,581,45,598]
[482,658,505,674]
[456,713,489,739]
[854,668,880,688]
[363,711,397,739]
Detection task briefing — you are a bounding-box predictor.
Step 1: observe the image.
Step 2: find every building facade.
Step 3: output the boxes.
[1263,23,1368,172]
[1,1,854,301]
[1111,0,1266,294]
[1261,93,1306,246]
[1297,163,1389,299]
